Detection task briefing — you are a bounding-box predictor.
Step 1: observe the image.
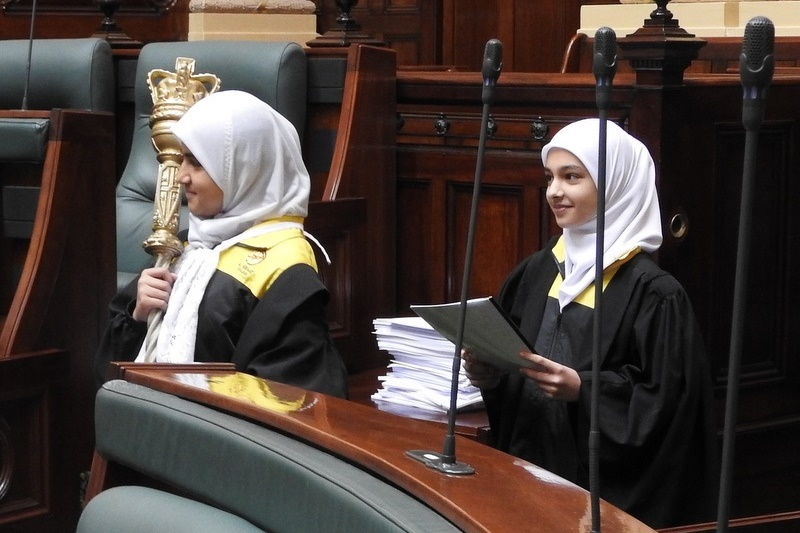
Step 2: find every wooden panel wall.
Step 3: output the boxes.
[478,0,580,72]
[441,0,581,72]
[657,77,800,423]
[314,0,441,66]
[0,0,188,42]
[314,0,582,72]
[396,149,542,309]
[656,77,800,525]
[4,0,587,72]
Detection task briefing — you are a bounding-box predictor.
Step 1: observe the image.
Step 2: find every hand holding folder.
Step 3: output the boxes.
[411,297,539,373]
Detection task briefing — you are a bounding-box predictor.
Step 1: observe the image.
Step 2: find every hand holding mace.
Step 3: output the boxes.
[139,57,220,362]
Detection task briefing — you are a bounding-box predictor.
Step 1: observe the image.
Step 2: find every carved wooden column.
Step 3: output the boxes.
[617,0,707,86]
[306,0,384,48]
[91,0,143,48]
[612,1,707,296]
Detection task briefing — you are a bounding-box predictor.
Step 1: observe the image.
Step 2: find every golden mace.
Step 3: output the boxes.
[140,57,220,362]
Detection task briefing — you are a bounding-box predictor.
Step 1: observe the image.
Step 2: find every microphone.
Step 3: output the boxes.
[739,16,775,131]
[481,38,503,105]
[593,26,617,112]
[716,16,774,533]
[590,24,617,533]
[407,38,503,476]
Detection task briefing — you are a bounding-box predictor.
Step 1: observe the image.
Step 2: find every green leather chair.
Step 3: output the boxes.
[115,41,308,289]
[78,380,461,533]
[0,38,114,114]
[0,38,113,171]
[0,37,114,258]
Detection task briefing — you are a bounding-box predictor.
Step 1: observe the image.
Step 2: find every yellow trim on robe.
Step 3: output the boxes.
[215,216,318,298]
[548,236,640,309]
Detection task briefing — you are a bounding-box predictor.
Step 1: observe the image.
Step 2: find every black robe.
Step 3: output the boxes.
[95,261,348,399]
[482,237,719,528]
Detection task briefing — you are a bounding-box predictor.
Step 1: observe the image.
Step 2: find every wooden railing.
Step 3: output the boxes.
[89,364,657,533]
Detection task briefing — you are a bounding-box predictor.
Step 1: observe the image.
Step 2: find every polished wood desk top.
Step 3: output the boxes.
[113,364,655,533]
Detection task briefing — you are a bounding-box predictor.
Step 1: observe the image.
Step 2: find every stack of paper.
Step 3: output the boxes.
[371,316,484,413]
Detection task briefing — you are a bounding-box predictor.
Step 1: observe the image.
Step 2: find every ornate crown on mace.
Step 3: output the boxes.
[142,57,220,262]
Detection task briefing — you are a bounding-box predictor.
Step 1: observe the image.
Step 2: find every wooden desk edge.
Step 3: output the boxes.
[111,366,656,533]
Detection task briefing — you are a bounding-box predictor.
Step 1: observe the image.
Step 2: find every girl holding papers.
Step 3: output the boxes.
[462,119,718,529]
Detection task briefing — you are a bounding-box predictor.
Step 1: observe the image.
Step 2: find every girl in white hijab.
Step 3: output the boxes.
[97,90,348,398]
[463,119,718,528]
[542,118,663,310]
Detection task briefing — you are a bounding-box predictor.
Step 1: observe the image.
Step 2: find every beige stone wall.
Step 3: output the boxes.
[187,0,318,44]
[580,1,800,37]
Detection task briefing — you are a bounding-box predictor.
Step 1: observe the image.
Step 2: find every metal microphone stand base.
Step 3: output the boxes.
[406,450,475,475]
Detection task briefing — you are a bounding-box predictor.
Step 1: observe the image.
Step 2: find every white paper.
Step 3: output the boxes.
[371,315,484,413]
[411,296,535,372]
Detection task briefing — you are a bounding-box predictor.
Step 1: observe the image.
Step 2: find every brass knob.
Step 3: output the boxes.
[530,117,548,141]
[434,113,450,135]
[669,213,688,239]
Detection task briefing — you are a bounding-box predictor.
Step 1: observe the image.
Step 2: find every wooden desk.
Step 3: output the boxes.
[103,364,655,533]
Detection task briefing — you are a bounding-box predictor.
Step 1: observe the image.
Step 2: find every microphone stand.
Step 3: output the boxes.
[716,16,774,533]
[406,38,503,475]
[591,26,617,533]
[21,0,39,110]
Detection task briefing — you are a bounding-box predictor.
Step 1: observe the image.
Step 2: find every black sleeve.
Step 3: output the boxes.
[231,264,349,399]
[93,276,148,388]
[574,270,719,526]
[574,272,708,461]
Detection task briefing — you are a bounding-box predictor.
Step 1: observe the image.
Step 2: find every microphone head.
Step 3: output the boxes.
[742,16,775,71]
[740,16,774,128]
[739,16,775,100]
[593,26,617,85]
[482,39,503,84]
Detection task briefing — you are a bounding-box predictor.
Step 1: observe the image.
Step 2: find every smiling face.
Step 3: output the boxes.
[544,148,598,229]
[177,145,224,218]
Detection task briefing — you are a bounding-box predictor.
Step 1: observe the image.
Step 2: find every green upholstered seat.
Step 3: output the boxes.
[78,486,267,533]
[84,380,461,533]
[0,38,114,239]
[0,38,113,163]
[0,38,114,113]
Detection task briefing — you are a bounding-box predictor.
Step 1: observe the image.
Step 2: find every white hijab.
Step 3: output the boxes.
[136,90,311,362]
[541,119,662,310]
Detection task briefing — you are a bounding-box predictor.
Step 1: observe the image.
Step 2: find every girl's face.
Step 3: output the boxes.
[178,146,223,218]
[544,148,598,229]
